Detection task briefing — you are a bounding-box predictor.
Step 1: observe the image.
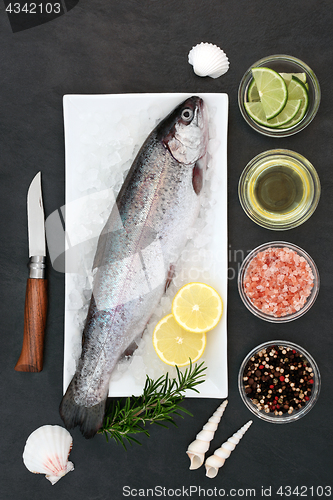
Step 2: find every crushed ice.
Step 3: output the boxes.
[67,100,222,384]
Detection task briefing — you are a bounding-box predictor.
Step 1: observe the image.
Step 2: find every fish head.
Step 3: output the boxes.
[158,96,209,166]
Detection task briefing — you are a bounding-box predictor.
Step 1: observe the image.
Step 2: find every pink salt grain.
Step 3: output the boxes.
[243,247,314,317]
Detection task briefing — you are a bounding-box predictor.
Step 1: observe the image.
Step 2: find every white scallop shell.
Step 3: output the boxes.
[188,43,229,79]
[23,425,74,485]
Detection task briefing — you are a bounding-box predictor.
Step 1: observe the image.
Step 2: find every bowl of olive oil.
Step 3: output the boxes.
[238,149,320,230]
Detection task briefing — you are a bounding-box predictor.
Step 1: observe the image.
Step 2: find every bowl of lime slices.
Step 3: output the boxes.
[238,55,321,137]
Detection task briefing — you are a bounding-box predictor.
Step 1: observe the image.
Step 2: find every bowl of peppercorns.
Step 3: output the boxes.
[238,341,320,423]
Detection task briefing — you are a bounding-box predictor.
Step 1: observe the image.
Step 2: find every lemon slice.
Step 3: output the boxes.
[172,282,223,333]
[244,99,302,128]
[252,67,288,119]
[278,76,309,129]
[152,314,206,366]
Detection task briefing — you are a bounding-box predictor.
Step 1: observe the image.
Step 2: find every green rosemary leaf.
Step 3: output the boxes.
[99,361,206,447]
[175,407,193,417]
[165,418,177,427]
[154,422,170,429]
[126,436,143,446]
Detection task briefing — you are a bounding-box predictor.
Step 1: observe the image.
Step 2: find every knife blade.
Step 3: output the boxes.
[15,172,48,372]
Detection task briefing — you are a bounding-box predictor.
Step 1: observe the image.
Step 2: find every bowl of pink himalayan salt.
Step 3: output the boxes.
[238,242,319,322]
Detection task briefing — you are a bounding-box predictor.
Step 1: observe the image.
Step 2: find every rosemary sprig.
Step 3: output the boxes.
[98,361,206,448]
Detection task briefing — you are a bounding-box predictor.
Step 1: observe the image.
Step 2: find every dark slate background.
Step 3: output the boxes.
[1,1,332,499]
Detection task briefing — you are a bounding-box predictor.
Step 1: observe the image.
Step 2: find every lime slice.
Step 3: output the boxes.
[279,72,307,86]
[247,79,260,102]
[245,99,302,128]
[278,76,309,129]
[252,67,288,119]
[248,72,307,102]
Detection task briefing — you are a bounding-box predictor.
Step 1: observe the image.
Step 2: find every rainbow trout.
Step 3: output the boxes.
[60,96,209,438]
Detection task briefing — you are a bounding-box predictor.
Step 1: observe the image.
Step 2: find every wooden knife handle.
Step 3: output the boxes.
[15,278,48,372]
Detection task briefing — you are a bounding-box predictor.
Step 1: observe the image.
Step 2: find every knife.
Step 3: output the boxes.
[15,172,48,372]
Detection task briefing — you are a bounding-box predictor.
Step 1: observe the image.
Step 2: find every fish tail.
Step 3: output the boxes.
[59,379,106,439]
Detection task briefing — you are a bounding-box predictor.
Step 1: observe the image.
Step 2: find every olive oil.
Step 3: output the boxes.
[254,165,304,214]
[238,150,320,230]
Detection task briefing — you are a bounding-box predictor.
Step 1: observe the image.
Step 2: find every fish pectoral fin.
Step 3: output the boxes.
[192,161,204,195]
[165,263,176,292]
[122,340,140,358]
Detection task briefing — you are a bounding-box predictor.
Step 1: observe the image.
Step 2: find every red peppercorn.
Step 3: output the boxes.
[243,345,314,417]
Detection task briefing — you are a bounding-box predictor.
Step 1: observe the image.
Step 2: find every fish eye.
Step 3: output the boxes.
[181,108,193,122]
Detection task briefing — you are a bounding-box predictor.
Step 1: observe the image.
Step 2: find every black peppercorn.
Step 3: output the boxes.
[242,345,315,416]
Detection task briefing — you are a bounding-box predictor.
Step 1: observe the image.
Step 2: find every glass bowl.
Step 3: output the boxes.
[238,340,321,423]
[238,149,321,230]
[238,55,321,137]
[238,241,320,323]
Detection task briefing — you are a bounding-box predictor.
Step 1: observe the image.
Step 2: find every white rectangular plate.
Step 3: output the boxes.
[63,93,228,398]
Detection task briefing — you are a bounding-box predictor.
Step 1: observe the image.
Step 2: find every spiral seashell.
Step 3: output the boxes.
[186,399,228,470]
[22,425,74,485]
[188,42,229,79]
[205,420,253,478]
